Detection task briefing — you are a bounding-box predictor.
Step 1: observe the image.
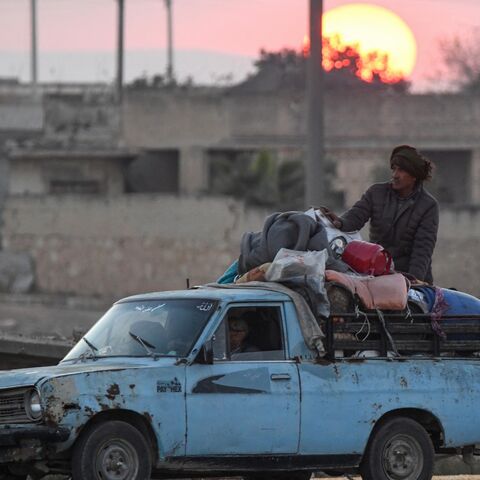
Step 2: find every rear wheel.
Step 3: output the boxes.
[72,420,152,480]
[361,417,434,480]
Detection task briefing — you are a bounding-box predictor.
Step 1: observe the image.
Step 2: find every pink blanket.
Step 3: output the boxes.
[325,270,409,311]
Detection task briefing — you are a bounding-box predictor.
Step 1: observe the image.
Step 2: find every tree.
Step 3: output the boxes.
[209,150,344,211]
[440,29,480,93]
[209,151,280,208]
[234,36,409,94]
[322,34,407,87]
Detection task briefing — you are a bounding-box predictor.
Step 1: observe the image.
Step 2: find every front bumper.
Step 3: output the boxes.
[0,426,69,447]
[0,426,69,463]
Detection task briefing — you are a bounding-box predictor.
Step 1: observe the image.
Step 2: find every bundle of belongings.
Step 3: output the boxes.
[216,208,480,357]
[238,210,351,275]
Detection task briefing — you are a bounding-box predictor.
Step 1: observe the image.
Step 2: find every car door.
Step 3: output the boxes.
[185,303,300,455]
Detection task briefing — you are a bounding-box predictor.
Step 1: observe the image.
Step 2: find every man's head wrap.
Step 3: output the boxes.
[390,145,433,182]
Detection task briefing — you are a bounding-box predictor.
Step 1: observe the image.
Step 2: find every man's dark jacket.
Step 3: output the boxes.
[339,182,439,283]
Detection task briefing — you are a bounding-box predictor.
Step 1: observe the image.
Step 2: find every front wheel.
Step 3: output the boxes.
[361,417,434,480]
[72,420,152,480]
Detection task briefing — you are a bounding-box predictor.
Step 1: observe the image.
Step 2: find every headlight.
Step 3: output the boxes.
[24,388,42,421]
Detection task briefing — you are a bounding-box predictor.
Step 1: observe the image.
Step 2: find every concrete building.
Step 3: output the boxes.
[1,84,480,298]
[122,89,480,207]
[4,85,480,206]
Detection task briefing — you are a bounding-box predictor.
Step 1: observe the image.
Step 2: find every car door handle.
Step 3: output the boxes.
[270,373,291,381]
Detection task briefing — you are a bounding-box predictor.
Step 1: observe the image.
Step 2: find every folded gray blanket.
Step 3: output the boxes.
[238,211,349,275]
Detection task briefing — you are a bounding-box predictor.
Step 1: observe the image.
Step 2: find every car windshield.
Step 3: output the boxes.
[63,298,217,361]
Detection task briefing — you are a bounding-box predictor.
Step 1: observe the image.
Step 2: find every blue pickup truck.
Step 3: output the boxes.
[0,283,479,480]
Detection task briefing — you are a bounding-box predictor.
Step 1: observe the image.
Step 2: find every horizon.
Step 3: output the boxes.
[1,0,480,92]
[0,46,448,93]
[0,48,255,87]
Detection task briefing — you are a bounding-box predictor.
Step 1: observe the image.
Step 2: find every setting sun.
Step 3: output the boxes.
[322,3,417,82]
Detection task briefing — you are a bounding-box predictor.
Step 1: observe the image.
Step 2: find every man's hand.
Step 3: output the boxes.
[319,207,343,229]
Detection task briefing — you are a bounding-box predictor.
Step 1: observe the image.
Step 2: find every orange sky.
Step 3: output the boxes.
[0,0,479,89]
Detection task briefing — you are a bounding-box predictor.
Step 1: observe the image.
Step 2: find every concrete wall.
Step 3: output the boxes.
[325,94,480,148]
[330,147,390,206]
[43,94,119,147]
[8,156,125,195]
[123,91,480,149]
[2,195,480,298]
[1,195,266,298]
[432,207,480,295]
[0,96,43,132]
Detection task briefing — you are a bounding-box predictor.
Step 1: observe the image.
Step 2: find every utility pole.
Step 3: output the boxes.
[306,0,325,207]
[30,0,38,95]
[164,0,175,83]
[116,0,125,102]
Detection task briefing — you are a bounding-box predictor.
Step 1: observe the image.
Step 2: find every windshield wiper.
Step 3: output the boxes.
[129,332,157,359]
[78,336,98,362]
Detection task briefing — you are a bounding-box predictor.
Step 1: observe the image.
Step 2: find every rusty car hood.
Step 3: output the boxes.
[0,359,173,390]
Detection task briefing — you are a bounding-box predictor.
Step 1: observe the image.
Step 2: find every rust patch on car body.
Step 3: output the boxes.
[84,406,94,417]
[143,412,153,424]
[106,383,120,400]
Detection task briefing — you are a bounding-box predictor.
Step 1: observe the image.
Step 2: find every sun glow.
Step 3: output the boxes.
[321,3,417,83]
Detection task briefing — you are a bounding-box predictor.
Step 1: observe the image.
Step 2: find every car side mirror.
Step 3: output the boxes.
[195,340,213,365]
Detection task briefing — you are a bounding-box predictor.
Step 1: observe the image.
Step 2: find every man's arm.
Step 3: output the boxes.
[407,202,439,281]
[338,186,375,232]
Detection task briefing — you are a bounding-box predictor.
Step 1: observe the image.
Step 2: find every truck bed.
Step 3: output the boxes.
[324,312,480,359]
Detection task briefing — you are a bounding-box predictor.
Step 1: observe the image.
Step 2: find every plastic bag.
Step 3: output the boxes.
[305,208,362,243]
[265,248,330,318]
[265,248,325,281]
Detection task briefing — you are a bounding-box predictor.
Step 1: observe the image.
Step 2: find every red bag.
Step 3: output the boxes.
[341,240,394,276]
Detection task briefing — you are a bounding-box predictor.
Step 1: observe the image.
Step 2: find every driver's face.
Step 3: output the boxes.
[229,329,247,350]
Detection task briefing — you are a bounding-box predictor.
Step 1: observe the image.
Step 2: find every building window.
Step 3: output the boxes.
[422,150,472,205]
[125,150,179,193]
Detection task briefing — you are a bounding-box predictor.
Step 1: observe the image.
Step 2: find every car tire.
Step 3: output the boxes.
[72,420,152,480]
[361,417,434,480]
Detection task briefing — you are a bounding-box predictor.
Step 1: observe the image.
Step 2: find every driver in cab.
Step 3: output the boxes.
[228,316,259,356]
